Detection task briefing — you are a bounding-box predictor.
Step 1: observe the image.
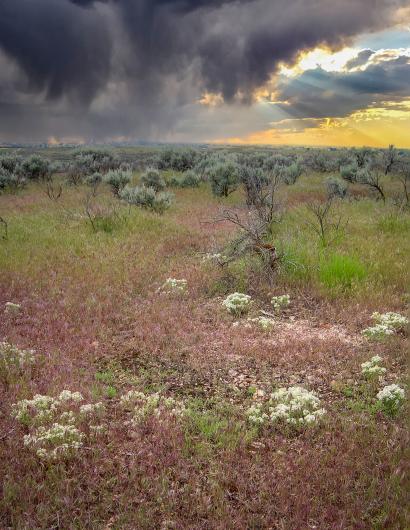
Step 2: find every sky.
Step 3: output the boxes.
[0,0,409,147]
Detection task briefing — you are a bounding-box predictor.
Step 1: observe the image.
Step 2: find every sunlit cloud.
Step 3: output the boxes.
[215,99,410,148]
[279,46,359,77]
[198,92,224,107]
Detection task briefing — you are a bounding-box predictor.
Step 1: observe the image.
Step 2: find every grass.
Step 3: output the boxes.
[271,195,410,302]
[318,252,368,291]
[0,157,408,529]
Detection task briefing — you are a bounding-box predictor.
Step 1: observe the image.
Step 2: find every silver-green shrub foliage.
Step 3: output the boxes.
[120,185,174,214]
[104,169,132,196]
[140,169,166,192]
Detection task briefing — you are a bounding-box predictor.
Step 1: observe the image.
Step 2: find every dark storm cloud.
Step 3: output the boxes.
[275,55,410,120]
[0,0,112,104]
[0,0,407,141]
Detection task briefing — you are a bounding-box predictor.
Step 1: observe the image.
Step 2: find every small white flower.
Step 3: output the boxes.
[376,384,405,416]
[376,384,405,403]
[0,341,35,374]
[79,402,105,416]
[4,302,21,314]
[246,403,268,425]
[371,312,408,330]
[362,324,395,340]
[363,312,408,340]
[160,278,187,294]
[23,422,85,460]
[269,386,325,427]
[89,424,107,434]
[271,295,290,313]
[361,355,386,377]
[247,316,275,330]
[120,390,147,408]
[121,390,187,426]
[11,389,108,461]
[202,253,224,263]
[222,293,252,316]
[57,390,84,404]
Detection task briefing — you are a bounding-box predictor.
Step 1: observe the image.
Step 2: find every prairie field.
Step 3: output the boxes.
[0,146,409,529]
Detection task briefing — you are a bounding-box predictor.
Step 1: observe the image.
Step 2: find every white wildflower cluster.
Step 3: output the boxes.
[79,402,105,417]
[222,292,252,316]
[161,396,187,418]
[202,252,224,263]
[362,311,408,340]
[376,384,405,416]
[362,325,394,340]
[361,355,386,378]
[247,316,275,331]
[246,403,268,425]
[120,390,186,426]
[269,387,325,427]
[23,423,85,461]
[246,386,325,429]
[161,278,188,294]
[372,312,409,330]
[12,394,57,425]
[271,295,290,313]
[4,302,21,314]
[58,390,84,404]
[0,341,35,379]
[11,390,106,460]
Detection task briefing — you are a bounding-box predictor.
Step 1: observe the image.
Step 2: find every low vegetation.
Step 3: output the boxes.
[0,144,408,529]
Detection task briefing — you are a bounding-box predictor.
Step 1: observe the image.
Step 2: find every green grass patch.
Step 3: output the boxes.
[183,399,256,456]
[318,253,367,291]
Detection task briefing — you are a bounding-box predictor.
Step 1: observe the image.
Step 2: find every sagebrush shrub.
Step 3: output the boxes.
[156,148,199,171]
[209,162,238,197]
[120,185,174,214]
[0,154,22,174]
[281,162,302,185]
[326,177,348,199]
[168,170,200,188]
[84,172,102,188]
[73,148,120,173]
[0,168,26,193]
[104,169,132,195]
[22,155,52,181]
[238,165,270,206]
[140,169,166,192]
[179,170,201,188]
[356,166,386,201]
[340,163,358,182]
